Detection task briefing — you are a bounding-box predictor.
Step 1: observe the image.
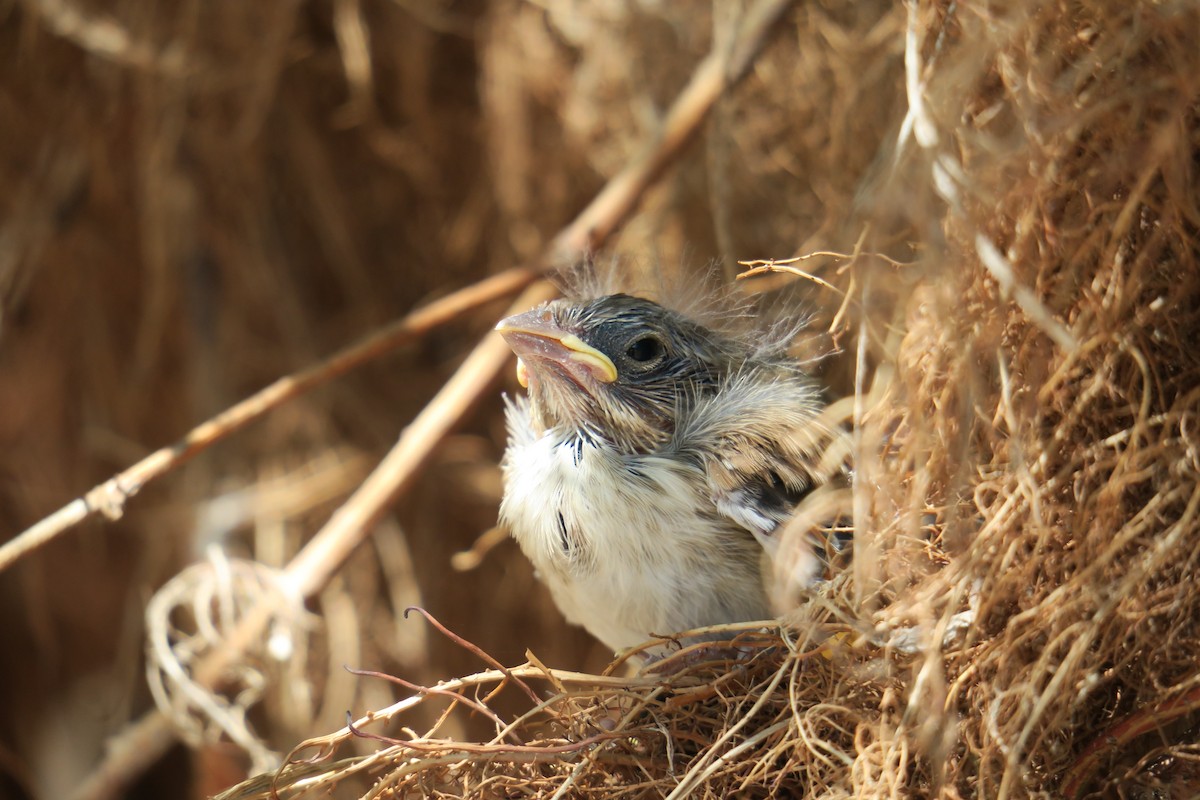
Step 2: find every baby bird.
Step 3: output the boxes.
[497,292,826,654]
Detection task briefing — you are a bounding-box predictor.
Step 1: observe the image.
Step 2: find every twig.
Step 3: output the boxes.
[675,719,791,797]
[345,667,520,744]
[64,713,179,800]
[26,0,183,72]
[67,1,799,796]
[974,234,1076,351]
[663,655,792,799]
[280,662,666,765]
[737,261,846,297]
[548,0,798,260]
[1061,684,1200,798]
[346,723,636,758]
[68,281,553,800]
[272,279,557,602]
[1,267,537,575]
[403,606,542,705]
[898,1,1077,353]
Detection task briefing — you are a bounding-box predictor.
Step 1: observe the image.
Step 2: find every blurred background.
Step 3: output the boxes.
[0,1,904,796]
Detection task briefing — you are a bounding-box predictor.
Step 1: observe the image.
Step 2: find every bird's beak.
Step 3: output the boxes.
[496,309,618,388]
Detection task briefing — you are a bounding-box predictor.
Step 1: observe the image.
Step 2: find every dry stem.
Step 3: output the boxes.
[65,1,800,796]
[0,267,538,575]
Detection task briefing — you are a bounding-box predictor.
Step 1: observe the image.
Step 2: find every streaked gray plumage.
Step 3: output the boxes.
[497,292,826,653]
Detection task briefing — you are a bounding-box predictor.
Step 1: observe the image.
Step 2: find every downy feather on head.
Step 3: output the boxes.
[548,253,821,369]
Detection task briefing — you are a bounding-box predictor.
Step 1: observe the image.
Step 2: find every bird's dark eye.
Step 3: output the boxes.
[625,335,664,363]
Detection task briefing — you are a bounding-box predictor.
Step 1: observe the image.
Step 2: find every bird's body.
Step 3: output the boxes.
[501,398,768,650]
[497,291,826,654]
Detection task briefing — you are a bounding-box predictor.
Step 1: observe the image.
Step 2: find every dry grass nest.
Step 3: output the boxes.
[206,1,1199,797]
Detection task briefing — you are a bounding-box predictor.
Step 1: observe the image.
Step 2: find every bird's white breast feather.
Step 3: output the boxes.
[500,399,767,651]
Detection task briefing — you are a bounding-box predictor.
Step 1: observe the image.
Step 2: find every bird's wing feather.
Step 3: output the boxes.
[672,368,830,553]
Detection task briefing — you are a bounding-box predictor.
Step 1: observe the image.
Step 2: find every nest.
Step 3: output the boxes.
[215,621,875,799]
[3,0,1197,798]
[210,1,1200,798]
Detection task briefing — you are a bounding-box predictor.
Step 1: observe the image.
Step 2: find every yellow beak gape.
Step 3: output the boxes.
[557,334,618,383]
[496,315,620,386]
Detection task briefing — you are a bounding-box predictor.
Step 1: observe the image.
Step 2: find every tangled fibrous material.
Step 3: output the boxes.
[146,553,315,775]
[215,620,883,800]
[219,0,1200,796]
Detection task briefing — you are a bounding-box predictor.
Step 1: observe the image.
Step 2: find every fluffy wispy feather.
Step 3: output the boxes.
[496,280,843,653]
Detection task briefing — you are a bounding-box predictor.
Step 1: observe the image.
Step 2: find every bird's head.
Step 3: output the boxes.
[497,294,741,451]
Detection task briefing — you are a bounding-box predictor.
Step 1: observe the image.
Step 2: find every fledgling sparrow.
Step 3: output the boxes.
[496,289,830,654]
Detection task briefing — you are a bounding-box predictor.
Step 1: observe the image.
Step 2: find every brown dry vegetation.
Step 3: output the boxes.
[1,0,1198,798]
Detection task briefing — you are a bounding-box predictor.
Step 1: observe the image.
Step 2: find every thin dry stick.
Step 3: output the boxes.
[274,280,553,601]
[69,2,798,797]
[0,267,538,575]
[68,281,552,800]
[28,0,183,71]
[1061,683,1200,798]
[548,0,797,260]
